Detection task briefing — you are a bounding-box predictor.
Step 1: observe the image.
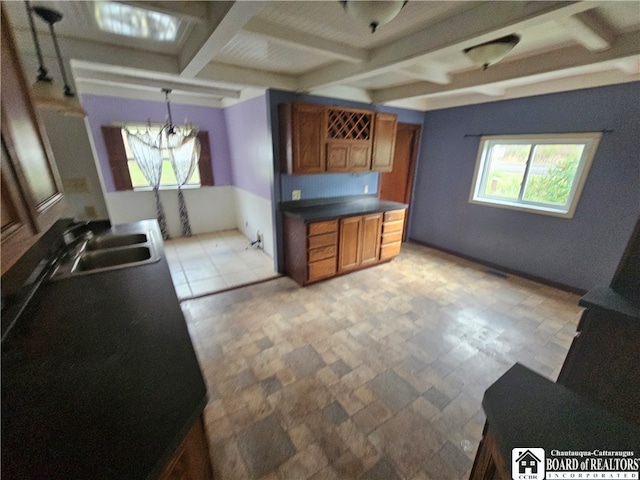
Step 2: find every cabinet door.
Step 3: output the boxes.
[372,113,398,172]
[338,216,362,272]
[1,11,65,274]
[350,143,371,171]
[360,213,382,266]
[326,142,349,172]
[293,103,325,174]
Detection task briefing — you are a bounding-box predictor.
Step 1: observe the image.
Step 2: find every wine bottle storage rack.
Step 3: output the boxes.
[327,109,372,140]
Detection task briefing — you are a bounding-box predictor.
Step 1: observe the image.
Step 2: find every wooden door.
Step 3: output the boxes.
[338,216,362,272]
[360,213,382,266]
[372,113,398,172]
[290,103,325,174]
[378,123,420,241]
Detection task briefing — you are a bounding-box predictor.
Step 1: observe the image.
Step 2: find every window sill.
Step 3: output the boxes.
[469,197,575,218]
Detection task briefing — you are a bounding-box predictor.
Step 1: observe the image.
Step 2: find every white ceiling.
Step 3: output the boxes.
[4,0,640,110]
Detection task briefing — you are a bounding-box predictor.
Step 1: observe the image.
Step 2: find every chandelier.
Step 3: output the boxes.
[125,89,200,239]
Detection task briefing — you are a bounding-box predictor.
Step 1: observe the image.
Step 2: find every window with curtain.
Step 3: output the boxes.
[101,125,214,191]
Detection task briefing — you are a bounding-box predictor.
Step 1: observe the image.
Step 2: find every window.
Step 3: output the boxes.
[469,133,601,217]
[120,126,200,190]
[101,125,214,192]
[94,2,179,42]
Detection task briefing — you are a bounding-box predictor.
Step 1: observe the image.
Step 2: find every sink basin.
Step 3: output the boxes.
[85,233,148,250]
[74,247,152,272]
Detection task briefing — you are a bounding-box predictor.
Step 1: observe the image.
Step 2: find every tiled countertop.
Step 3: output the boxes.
[1,220,207,479]
[281,195,408,223]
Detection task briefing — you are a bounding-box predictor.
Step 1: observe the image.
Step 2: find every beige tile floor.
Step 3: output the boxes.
[181,242,584,480]
[164,230,279,300]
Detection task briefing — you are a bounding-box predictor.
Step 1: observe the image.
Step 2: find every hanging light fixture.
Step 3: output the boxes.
[463,34,521,70]
[125,89,200,239]
[26,1,86,117]
[341,1,407,33]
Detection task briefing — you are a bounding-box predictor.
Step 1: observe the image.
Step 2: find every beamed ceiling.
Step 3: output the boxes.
[3,0,640,109]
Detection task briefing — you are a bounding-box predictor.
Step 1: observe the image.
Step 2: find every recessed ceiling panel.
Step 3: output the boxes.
[255,1,481,49]
[346,71,418,90]
[217,32,335,75]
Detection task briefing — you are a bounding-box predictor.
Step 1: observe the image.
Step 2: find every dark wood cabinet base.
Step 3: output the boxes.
[159,416,213,480]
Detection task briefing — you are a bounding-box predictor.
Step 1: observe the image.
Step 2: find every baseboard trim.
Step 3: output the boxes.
[407,238,587,296]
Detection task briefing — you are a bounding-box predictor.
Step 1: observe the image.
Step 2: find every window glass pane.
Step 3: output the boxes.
[127,160,149,188]
[482,144,530,200]
[523,144,584,205]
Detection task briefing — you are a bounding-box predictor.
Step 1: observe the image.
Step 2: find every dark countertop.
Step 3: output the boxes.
[281,195,408,223]
[579,285,640,319]
[1,220,207,480]
[484,364,640,457]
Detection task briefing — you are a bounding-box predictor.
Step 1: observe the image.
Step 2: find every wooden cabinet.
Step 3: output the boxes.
[380,209,405,260]
[280,102,397,175]
[280,103,326,175]
[283,217,338,285]
[1,10,65,275]
[338,213,382,272]
[159,416,213,480]
[284,207,405,286]
[372,113,398,172]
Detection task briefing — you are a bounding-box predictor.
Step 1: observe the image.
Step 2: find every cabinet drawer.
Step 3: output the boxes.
[383,220,404,233]
[380,241,402,260]
[308,245,336,263]
[384,210,405,222]
[308,232,337,249]
[382,230,402,244]
[309,220,338,236]
[308,258,336,282]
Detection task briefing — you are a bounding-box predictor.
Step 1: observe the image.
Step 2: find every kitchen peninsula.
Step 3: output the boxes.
[1,220,212,479]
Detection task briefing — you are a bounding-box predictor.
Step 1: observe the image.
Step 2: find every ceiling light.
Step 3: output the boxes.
[94,2,178,42]
[26,1,85,117]
[463,34,521,70]
[342,1,407,33]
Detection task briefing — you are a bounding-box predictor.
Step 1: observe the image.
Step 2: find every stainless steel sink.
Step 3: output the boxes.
[50,230,160,279]
[85,233,147,251]
[74,246,152,272]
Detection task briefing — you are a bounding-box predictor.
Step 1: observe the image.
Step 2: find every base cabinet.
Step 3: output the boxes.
[159,416,213,480]
[284,207,406,286]
[338,213,382,272]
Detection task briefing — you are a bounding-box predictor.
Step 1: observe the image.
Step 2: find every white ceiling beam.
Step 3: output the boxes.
[115,1,209,24]
[614,58,640,75]
[298,1,605,91]
[179,2,263,78]
[243,19,368,64]
[555,10,616,51]
[196,62,298,92]
[72,68,241,99]
[472,85,506,97]
[400,64,451,85]
[372,30,640,104]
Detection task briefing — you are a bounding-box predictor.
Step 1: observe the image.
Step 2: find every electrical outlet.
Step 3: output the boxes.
[292,190,301,200]
[364,184,369,194]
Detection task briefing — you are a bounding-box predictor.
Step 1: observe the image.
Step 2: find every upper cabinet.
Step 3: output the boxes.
[1,9,65,275]
[280,102,398,175]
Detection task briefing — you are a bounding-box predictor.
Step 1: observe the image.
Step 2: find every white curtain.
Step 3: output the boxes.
[125,129,170,240]
[163,128,200,237]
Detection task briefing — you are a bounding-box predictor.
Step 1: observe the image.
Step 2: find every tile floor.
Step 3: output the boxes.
[164,230,279,300]
[180,242,583,480]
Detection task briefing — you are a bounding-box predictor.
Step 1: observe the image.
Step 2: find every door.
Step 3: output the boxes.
[360,213,382,266]
[378,123,420,241]
[338,216,362,272]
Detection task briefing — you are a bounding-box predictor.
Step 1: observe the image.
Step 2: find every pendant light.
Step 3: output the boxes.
[341,1,407,33]
[26,2,86,117]
[463,34,521,70]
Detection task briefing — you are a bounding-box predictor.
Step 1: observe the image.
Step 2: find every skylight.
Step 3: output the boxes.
[94,2,178,42]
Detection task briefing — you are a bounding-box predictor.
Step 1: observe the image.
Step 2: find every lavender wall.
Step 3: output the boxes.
[82,95,232,192]
[412,82,640,291]
[223,95,273,200]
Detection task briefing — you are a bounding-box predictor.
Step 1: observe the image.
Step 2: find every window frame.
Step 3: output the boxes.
[101,125,214,192]
[468,133,602,218]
